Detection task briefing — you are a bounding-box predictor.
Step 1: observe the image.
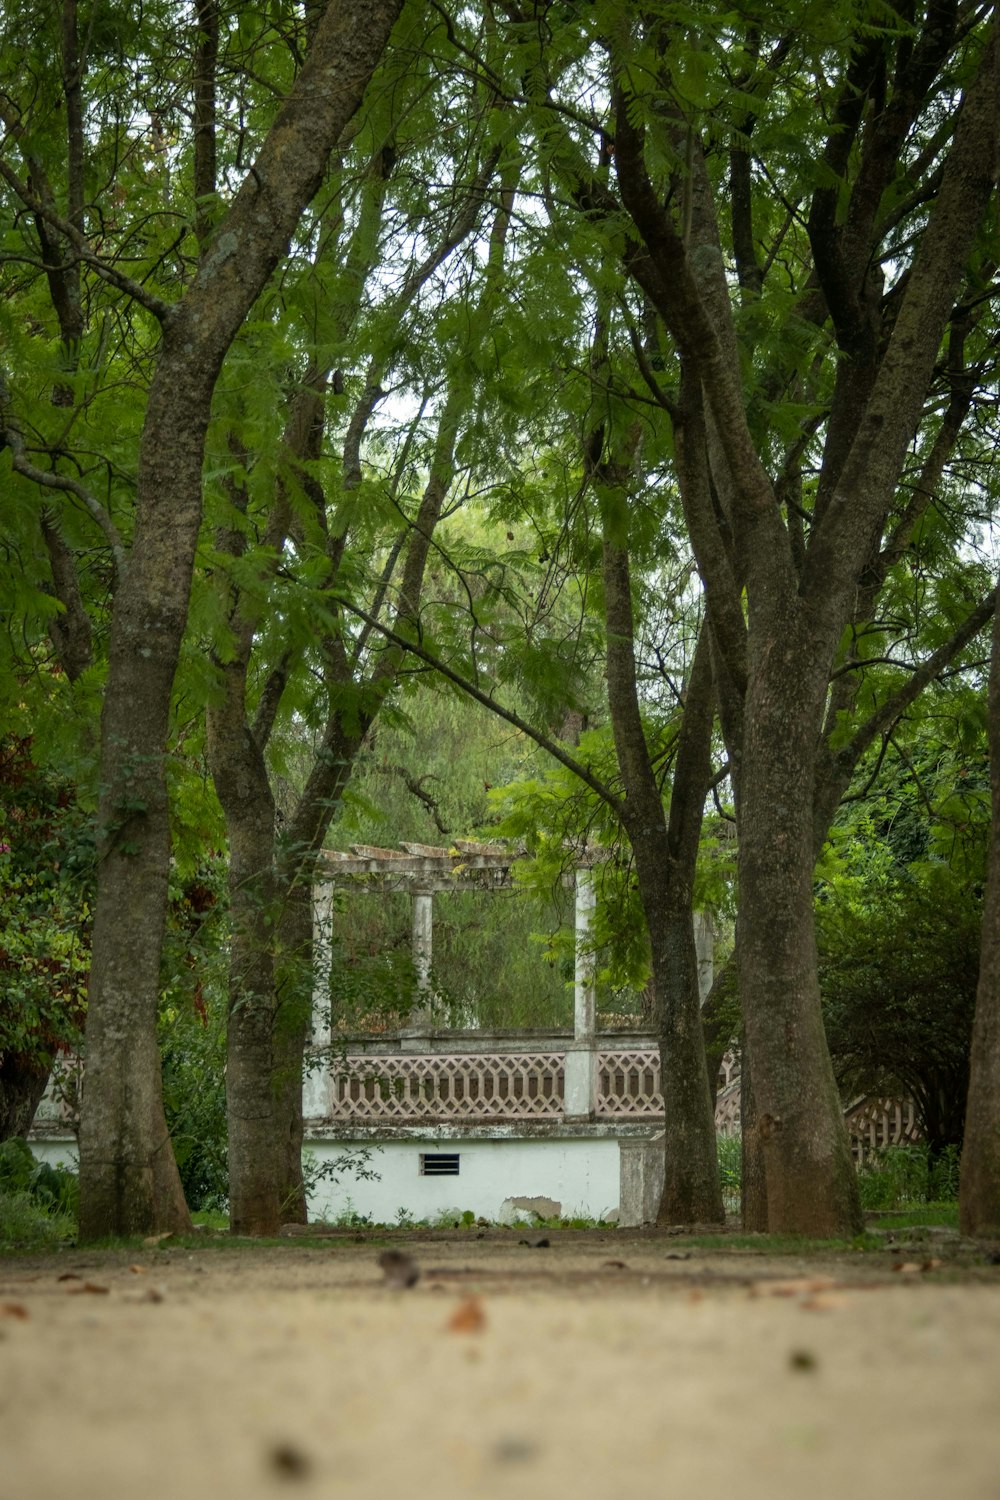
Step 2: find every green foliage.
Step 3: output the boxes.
[158,858,229,1211]
[0,1187,77,1252]
[716,1134,742,1216]
[0,739,92,1073]
[856,1145,961,1212]
[159,1001,228,1212]
[324,686,582,1031]
[0,1137,78,1250]
[818,859,979,1154]
[0,1135,78,1215]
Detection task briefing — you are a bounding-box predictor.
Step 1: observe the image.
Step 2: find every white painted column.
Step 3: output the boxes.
[405,888,434,1036]
[693,909,715,1003]
[303,880,334,1119]
[564,867,598,1119]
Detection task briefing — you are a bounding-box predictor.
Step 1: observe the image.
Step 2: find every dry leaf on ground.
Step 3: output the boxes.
[750,1276,838,1299]
[448,1297,486,1334]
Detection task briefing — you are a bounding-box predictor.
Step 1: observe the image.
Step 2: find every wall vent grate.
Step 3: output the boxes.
[419,1152,460,1176]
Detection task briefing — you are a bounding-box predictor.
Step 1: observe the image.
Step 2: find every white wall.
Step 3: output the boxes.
[305,1134,622,1225]
[28,1130,631,1227]
[27,1135,79,1171]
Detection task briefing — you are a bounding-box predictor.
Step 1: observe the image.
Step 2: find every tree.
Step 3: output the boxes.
[0,737,90,1142]
[487,0,999,1232]
[820,866,980,1160]
[962,587,1000,1236]
[2,0,406,1237]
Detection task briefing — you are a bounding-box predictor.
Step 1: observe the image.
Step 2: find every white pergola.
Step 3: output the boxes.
[309,840,601,1117]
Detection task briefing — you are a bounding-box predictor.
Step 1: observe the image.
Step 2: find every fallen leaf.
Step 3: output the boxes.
[800,1292,850,1311]
[448,1297,486,1334]
[128,1264,147,1275]
[602,1259,627,1270]
[68,1282,110,1296]
[687,1288,705,1304]
[751,1276,838,1299]
[142,1232,174,1248]
[56,1272,82,1282]
[0,1302,29,1320]
[142,1285,167,1303]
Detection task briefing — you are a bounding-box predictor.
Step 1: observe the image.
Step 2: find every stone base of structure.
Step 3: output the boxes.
[303,1119,657,1226]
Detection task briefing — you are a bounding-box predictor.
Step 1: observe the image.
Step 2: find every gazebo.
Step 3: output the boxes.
[302,840,683,1225]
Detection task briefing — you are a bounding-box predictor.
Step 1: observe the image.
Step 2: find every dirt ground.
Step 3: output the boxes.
[2,1224,999,1500]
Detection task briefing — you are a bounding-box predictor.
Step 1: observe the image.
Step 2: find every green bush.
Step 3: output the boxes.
[716,1133,741,1214]
[856,1143,960,1211]
[0,1137,78,1249]
[160,1010,228,1212]
[0,1136,78,1215]
[0,1186,77,1250]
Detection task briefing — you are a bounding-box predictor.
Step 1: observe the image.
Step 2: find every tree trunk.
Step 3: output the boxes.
[645,880,724,1227]
[601,533,723,1225]
[79,363,209,1239]
[78,0,405,1240]
[207,671,283,1235]
[738,1027,768,1232]
[273,881,314,1224]
[0,1056,52,1144]
[960,583,1000,1238]
[737,607,862,1235]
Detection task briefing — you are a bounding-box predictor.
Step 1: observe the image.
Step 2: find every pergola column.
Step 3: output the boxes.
[303,879,334,1119]
[564,866,598,1119]
[694,909,715,1002]
[403,888,434,1039]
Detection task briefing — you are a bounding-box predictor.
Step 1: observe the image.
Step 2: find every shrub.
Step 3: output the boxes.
[716,1133,741,1214]
[856,1143,960,1211]
[0,1137,78,1249]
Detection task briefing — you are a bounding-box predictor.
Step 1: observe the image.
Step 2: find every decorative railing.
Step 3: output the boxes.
[715,1078,742,1137]
[326,1048,666,1122]
[328,1052,566,1121]
[845,1095,921,1161]
[596,1049,662,1117]
[321,1048,924,1158]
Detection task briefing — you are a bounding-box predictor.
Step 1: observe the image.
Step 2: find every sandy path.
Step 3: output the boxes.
[1,1233,998,1500]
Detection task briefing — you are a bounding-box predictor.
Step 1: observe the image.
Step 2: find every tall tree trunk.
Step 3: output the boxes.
[273,881,314,1224]
[601,533,723,1225]
[207,668,283,1235]
[78,0,405,1240]
[960,583,1000,1238]
[738,1026,768,1231]
[0,1057,52,1144]
[737,606,862,1235]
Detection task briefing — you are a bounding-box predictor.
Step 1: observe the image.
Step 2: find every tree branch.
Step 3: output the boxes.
[337,598,625,816]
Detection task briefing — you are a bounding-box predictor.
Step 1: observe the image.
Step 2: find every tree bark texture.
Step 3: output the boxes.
[960,581,1000,1237]
[737,606,862,1234]
[207,663,282,1236]
[601,536,723,1225]
[78,0,405,1241]
[601,14,999,1235]
[0,1055,52,1144]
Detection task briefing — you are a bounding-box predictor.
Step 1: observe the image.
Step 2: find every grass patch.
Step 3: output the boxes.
[191,1208,229,1231]
[866,1202,959,1230]
[0,1187,77,1253]
[678,1230,885,1253]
